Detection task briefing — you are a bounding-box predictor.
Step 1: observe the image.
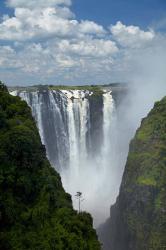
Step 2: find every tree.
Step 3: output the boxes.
[75,192,84,213]
[0,81,8,92]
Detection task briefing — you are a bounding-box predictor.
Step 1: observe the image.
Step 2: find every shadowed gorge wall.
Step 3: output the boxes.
[98,96,166,250]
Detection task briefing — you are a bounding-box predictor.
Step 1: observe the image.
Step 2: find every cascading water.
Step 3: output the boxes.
[60,90,91,180]
[19,91,45,144]
[102,91,115,169]
[10,88,119,227]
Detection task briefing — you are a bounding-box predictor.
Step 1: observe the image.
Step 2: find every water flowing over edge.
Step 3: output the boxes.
[10,88,120,227]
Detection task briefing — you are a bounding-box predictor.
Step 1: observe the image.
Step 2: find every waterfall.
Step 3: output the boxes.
[102,91,116,171]
[94,91,119,226]
[13,91,46,143]
[47,90,69,170]
[60,90,90,177]
[10,88,118,227]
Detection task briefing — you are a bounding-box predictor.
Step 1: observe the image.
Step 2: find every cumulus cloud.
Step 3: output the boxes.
[0,7,77,41]
[0,0,164,86]
[58,39,118,57]
[110,21,155,48]
[79,20,106,35]
[0,6,106,42]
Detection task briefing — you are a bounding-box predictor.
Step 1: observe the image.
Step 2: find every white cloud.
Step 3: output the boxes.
[0,7,78,41]
[111,21,155,48]
[0,0,164,86]
[0,45,22,69]
[79,20,106,35]
[0,7,106,42]
[58,39,118,57]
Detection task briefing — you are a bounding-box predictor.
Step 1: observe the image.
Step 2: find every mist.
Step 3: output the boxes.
[60,91,120,227]
[119,34,166,144]
[98,32,166,225]
[67,32,166,227]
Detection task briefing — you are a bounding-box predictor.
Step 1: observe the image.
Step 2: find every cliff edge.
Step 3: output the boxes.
[99,96,166,250]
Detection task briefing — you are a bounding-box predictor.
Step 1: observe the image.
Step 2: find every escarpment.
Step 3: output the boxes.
[99,96,166,250]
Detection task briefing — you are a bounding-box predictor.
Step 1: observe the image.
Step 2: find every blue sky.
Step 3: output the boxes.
[72,0,166,29]
[0,0,165,86]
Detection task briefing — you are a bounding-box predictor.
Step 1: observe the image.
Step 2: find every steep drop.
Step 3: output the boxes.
[11,87,120,226]
[99,97,166,250]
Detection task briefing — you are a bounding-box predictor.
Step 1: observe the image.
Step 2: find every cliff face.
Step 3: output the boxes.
[99,97,166,250]
[0,83,100,250]
[88,93,103,157]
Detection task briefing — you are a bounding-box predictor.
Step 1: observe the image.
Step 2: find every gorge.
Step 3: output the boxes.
[8,83,166,250]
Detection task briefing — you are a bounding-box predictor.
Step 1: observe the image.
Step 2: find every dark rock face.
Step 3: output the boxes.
[88,94,104,156]
[99,97,166,250]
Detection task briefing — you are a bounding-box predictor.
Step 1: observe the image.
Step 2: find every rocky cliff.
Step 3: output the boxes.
[99,97,166,250]
[0,82,101,250]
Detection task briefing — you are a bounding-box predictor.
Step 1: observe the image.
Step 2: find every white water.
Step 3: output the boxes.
[19,91,45,144]
[103,91,115,169]
[60,90,118,227]
[11,88,118,227]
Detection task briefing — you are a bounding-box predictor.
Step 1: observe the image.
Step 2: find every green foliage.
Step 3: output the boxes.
[0,84,100,250]
[0,81,8,93]
[120,96,166,250]
[137,176,157,186]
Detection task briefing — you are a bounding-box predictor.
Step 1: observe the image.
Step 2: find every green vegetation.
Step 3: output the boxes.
[137,176,157,186]
[0,83,100,250]
[108,96,166,250]
[118,96,166,250]
[49,84,102,92]
[0,80,8,92]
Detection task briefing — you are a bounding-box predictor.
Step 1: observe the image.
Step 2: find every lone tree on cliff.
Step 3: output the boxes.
[75,191,84,213]
[0,81,8,92]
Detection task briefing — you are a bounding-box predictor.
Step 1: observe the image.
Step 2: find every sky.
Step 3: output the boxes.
[0,0,166,86]
[72,0,166,29]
